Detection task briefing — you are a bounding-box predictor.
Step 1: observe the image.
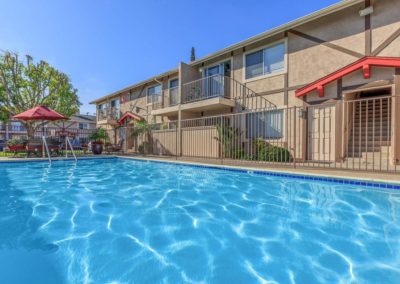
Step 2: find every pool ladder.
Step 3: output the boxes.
[42,136,52,164]
[41,136,77,165]
[65,136,77,162]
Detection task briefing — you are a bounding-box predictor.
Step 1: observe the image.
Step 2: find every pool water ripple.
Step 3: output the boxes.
[0,158,400,283]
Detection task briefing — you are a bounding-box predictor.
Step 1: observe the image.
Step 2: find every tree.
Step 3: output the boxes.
[132,120,156,154]
[190,47,196,62]
[0,51,80,138]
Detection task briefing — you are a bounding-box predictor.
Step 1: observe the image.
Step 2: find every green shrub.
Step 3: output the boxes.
[258,146,292,162]
[253,138,292,162]
[7,137,27,146]
[89,128,109,144]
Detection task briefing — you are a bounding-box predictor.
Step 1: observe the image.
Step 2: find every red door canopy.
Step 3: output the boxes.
[117,112,144,125]
[13,105,66,121]
[295,56,400,98]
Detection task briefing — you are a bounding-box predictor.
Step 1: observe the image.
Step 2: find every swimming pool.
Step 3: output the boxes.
[0,158,399,283]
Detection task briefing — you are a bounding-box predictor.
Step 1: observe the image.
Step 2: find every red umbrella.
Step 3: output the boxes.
[13,106,67,158]
[13,105,66,121]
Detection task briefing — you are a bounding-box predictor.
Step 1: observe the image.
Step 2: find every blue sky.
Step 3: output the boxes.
[0,0,340,114]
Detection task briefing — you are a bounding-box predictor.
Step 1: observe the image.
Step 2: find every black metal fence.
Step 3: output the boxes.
[128,96,400,173]
[0,124,96,152]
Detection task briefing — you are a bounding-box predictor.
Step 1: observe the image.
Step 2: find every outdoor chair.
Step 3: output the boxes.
[70,138,83,150]
[106,139,124,154]
[5,143,28,157]
[47,138,61,156]
[26,138,44,157]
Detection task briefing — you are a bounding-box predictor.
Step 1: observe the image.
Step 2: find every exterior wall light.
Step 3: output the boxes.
[359,6,373,17]
[298,108,307,118]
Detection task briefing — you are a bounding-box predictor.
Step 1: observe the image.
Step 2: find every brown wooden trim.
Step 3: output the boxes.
[372,27,400,56]
[337,78,343,100]
[284,73,289,105]
[342,82,393,92]
[284,30,289,105]
[288,29,364,58]
[256,84,307,97]
[365,0,372,55]
[288,84,308,91]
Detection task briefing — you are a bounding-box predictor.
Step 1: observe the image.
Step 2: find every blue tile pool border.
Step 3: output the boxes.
[0,156,117,164]
[117,157,400,191]
[1,156,399,190]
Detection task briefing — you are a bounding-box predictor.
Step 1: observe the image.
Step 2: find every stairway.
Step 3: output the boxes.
[346,98,392,168]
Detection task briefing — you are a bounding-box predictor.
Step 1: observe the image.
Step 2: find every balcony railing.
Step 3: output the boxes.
[0,124,27,132]
[151,75,276,112]
[97,107,120,121]
[151,88,180,110]
[182,74,227,103]
[182,74,276,110]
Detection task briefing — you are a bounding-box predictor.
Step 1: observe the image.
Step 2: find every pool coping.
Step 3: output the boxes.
[118,156,400,190]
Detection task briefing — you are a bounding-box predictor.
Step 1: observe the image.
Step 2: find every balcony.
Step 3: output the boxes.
[151,88,180,110]
[97,107,121,125]
[182,74,229,103]
[151,75,276,117]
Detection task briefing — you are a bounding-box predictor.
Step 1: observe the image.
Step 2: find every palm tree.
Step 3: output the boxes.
[132,120,156,154]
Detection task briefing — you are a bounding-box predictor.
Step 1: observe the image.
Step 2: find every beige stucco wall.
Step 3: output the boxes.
[93,0,400,167]
[96,0,400,121]
[371,0,400,54]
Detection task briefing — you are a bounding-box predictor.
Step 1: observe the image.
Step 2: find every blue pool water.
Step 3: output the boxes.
[0,158,399,283]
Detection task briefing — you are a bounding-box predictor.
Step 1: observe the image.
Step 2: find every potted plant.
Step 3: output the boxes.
[7,137,27,151]
[89,128,109,155]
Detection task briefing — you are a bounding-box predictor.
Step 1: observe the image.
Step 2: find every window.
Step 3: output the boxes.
[111,99,120,109]
[79,123,89,130]
[169,79,179,89]
[169,79,179,106]
[245,41,286,80]
[147,85,162,104]
[246,109,284,139]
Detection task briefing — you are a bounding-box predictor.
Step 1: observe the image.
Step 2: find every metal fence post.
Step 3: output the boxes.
[124,126,127,154]
[293,106,297,169]
[175,125,178,160]
[220,115,223,165]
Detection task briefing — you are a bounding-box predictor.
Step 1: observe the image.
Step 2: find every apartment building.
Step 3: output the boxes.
[91,0,400,171]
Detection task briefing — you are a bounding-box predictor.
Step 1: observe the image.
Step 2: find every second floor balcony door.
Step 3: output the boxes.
[204,61,230,99]
[169,79,179,106]
[111,99,120,119]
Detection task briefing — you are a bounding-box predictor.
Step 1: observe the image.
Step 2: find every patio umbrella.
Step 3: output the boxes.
[13,105,66,121]
[13,106,67,157]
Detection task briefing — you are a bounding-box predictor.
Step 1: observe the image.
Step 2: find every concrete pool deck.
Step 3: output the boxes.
[1,154,399,185]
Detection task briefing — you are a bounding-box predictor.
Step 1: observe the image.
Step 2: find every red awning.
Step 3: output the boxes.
[117,112,144,125]
[13,105,66,121]
[295,57,400,98]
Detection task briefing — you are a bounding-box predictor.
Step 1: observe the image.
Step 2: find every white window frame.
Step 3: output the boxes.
[79,123,90,130]
[243,38,288,83]
[168,77,179,89]
[146,84,162,105]
[201,57,233,78]
[245,108,285,139]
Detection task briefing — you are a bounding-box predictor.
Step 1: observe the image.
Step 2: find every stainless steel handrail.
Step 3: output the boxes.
[42,136,52,164]
[65,136,77,162]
